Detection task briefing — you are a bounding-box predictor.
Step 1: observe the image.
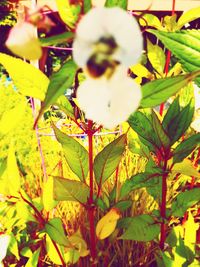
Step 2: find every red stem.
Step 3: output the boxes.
[87,120,96,266]
[160,171,168,250]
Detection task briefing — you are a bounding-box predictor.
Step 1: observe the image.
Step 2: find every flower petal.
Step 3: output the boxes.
[6,22,42,60]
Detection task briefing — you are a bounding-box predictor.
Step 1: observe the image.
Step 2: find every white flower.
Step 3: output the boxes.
[77,66,142,129]
[6,22,42,60]
[0,234,10,263]
[73,7,143,69]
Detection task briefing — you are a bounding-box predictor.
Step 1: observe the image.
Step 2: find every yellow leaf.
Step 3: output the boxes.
[130,63,152,79]
[184,211,199,250]
[96,208,121,240]
[45,235,65,265]
[172,159,200,178]
[0,102,26,136]
[42,177,58,212]
[0,53,49,100]
[68,230,89,257]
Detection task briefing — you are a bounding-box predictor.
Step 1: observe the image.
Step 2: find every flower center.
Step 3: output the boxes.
[86,36,118,78]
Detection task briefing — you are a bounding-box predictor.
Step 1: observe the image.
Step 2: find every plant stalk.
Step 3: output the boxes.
[87,120,96,266]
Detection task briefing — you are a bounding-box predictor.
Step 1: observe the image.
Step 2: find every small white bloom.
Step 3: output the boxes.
[77,66,142,129]
[73,7,143,69]
[6,22,42,60]
[0,234,10,263]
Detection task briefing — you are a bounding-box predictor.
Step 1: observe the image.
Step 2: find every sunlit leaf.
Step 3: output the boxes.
[45,217,70,246]
[140,70,200,108]
[68,230,89,257]
[184,212,199,251]
[8,233,19,260]
[96,208,121,240]
[45,234,65,265]
[177,7,200,29]
[0,53,49,100]
[130,63,152,79]
[149,30,200,86]
[35,60,77,126]
[53,125,88,181]
[55,0,81,28]
[173,133,200,163]
[65,249,80,264]
[139,14,162,30]
[119,214,160,241]
[171,188,200,217]
[147,39,166,75]
[94,134,126,185]
[53,176,90,204]
[172,159,200,178]
[0,102,26,137]
[25,248,40,267]
[42,177,58,212]
[105,0,127,9]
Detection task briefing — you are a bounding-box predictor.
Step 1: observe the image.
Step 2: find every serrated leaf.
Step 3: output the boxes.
[172,159,200,178]
[53,125,88,181]
[162,97,180,131]
[120,214,160,241]
[0,53,49,100]
[167,100,194,144]
[0,102,26,137]
[42,177,58,212]
[147,39,166,75]
[55,0,81,28]
[172,188,200,217]
[94,134,126,185]
[152,110,170,148]
[53,176,90,204]
[35,60,77,126]
[149,30,200,86]
[40,32,74,46]
[55,95,75,119]
[177,7,200,30]
[105,0,127,9]
[139,14,162,30]
[45,217,70,246]
[173,133,200,163]
[140,71,200,108]
[128,111,157,151]
[25,248,40,267]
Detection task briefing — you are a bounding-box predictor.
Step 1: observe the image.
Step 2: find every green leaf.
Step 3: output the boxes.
[55,0,81,28]
[128,111,157,151]
[83,0,92,13]
[162,97,180,131]
[8,233,19,260]
[176,236,194,265]
[53,176,90,204]
[25,248,40,267]
[114,200,132,211]
[172,159,200,178]
[45,217,70,246]
[55,95,75,119]
[0,102,26,137]
[177,7,200,30]
[0,53,49,100]
[147,39,166,75]
[42,177,58,212]
[105,0,127,9]
[139,14,162,30]
[36,60,77,125]
[167,100,194,144]
[172,188,200,217]
[120,172,162,199]
[140,70,200,108]
[152,110,170,148]
[94,134,126,185]
[149,30,200,86]
[40,32,74,46]
[120,214,160,241]
[53,125,88,181]
[173,133,200,163]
